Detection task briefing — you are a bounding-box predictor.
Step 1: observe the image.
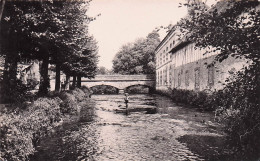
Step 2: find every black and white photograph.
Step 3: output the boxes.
[0,0,259,160]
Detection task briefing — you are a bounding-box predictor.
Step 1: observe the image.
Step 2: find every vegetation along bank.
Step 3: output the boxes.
[0,87,95,161]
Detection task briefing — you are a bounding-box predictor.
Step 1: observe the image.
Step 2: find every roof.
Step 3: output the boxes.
[167,1,244,54]
[154,26,176,52]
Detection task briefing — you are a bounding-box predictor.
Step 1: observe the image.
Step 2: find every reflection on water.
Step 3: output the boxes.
[33,94,229,161]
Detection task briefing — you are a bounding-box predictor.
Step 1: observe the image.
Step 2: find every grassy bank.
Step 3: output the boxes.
[0,87,94,161]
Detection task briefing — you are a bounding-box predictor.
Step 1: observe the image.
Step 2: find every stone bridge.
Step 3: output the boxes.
[81,74,155,94]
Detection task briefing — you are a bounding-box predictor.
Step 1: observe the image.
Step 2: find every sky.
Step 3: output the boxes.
[87,0,217,70]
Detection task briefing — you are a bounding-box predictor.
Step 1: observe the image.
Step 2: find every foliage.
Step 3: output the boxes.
[164,65,259,158]
[112,31,160,74]
[174,0,260,157]
[0,88,92,160]
[0,79,37,104]
[165,88,215,111]
[216,64,260,158]
[96,66,113,75]
[0,1,99,100]
[0,97,62,160]
[177,0,259,64]
[90,85,118,94]
[126,85,149,94]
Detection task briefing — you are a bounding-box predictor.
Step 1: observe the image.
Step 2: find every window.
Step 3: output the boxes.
[208,65,214,87]
[160,71,162,85]
[165,67,168,85]
[157,72,159,85]
[185,70,189,86]
[195,68,200,90]
[170,43,172,48]
[169,65,172,85]
[166,47,168,51]
[178,72,181,87]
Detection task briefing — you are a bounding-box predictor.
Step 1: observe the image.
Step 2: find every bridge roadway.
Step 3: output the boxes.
[81,74,155,93]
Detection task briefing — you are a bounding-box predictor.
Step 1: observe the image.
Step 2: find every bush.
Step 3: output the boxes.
[0,87,92,161]
[126,85,149,94]
[0,112,34,160]
[216,65,260,158]
[0,79,37,104]
[58,88,89,114]
[0,97,62,161]
[166,64,260,158]
[168,88,215,111]
[90,85,118,94]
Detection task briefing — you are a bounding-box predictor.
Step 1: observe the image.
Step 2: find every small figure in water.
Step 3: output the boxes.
[124,93,129,115]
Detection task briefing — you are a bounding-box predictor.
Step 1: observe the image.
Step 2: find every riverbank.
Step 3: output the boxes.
[0,87,95,161]
[155,89,219,111]
[27,94,227,160]
[156,89,260,160]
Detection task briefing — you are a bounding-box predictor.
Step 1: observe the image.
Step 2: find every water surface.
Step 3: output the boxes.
[33,94,229,161]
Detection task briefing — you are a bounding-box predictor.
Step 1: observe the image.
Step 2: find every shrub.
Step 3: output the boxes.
[90,85,118,94]
[0,97,62,161]
[0,87,92,160]
[216,65,260,158]
[80,86,91,97]
[70,88,87,102]
[167,64,260,158]
[58,88,90,114]
[169,88,213,110]
[0,112,34,161]
[58,92,78,114]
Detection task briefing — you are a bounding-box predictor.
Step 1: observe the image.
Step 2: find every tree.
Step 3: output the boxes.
[0,0,5,21]
[176,0,260,157]
[0,1,99,100]
[49,1,94,91]
[112,31,160,74]
[61,35,99,89]
[97,66,110,75]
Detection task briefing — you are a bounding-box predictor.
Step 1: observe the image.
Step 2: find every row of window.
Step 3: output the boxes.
[157,66,215,89]
[156,40,175,67]
[157,43,219,69]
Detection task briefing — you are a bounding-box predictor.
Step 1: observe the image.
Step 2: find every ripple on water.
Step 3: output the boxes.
[32,94,227,161]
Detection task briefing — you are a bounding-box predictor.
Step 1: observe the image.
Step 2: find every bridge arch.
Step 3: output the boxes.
[125,84,155,94]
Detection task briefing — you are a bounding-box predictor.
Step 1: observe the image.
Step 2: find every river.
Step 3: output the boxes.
[32,94,231,161]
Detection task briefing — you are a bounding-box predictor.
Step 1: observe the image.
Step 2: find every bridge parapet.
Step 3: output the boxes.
[80,74,155,92]
[82,74,155,82]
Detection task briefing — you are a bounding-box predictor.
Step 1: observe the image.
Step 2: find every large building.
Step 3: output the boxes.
[155,3,249,92]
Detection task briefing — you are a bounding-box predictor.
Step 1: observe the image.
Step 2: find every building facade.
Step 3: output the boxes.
[155,29,246,92]
[17,59,41,89]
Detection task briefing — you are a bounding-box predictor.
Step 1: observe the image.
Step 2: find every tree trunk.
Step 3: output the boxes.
[38,56,49,96]
[0,0,6,22]
[1,52,18,103]
[77,76,81,88]
[55,63,60,92]
[72,75,76,89]
[64,74,70,90]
